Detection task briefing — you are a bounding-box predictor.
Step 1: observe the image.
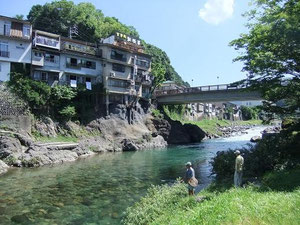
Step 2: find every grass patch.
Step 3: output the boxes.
[183,119,231,135]
[33,133,78,143]
[124,170,300,225]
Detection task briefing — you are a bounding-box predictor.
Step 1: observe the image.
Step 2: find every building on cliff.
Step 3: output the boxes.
[0,15,32,81]
[99,33,152,114]
[31,30,103,89]
[0,14,154,116]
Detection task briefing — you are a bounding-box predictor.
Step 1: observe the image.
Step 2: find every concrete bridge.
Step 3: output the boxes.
[154,84,263,104]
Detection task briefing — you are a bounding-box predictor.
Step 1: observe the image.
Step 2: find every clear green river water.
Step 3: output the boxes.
[0,127,267,225]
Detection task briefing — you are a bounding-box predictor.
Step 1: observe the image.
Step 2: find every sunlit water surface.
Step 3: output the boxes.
[0,126,268,225]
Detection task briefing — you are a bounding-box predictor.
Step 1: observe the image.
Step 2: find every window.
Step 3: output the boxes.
[112,63,125,73]
[34,52,42,57]
[71,58,78,66]
[45,53,56,63]
[111,50,126,62]
[70,75,77,88]
[0,42,9,57]
[33,71,40,80]
[23,25,31,38]
[67,57,80,68]
[41,72,48,81]
[108,79,128,88]
[81,59,96,69]
[4,22,11,36]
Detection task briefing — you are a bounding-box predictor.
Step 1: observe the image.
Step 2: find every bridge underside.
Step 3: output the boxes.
[156,89,263,104]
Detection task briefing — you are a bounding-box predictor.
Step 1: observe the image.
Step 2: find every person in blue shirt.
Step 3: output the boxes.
[185,162,197,195]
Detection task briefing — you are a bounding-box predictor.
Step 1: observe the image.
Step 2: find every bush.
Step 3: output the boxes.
[240,105,259,120]
[211,125,300,180]
[59,106,76,121]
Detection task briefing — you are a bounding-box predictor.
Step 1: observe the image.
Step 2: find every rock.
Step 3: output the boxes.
[11,214,31,224]
[168,120,205,144]
[250,136,261,142]
[0,160,9,175]
[121,139,138,151]
[0,135,22,159]
[34,117,57,137]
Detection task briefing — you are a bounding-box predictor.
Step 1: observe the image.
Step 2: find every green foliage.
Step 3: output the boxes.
[211,121,300,179]
[144,43,189,86]
[123,181,189,225]
[184,119,231,136]
[8,72,51,110]
[163,105,186,121]
[8,72,78,120]
[27,0,138,42]
[59,106,76,121]
[32,131,78,143]
[14,14,24,20]
[240,105,259,120]
[262,168,300,192]
[124,178,300,225]
[151,109,163,119]
[150,62,166,94]
[230,0,300,118]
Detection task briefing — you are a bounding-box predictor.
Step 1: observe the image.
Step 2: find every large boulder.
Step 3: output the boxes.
[121,139,138,151]
[168,120,206,144]
[34,117,57,137]
[0,135,23,159]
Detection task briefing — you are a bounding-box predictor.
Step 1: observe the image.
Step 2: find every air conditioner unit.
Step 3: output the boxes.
[110,72,115,77]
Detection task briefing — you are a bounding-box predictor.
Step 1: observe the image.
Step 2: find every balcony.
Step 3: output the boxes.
[66,62,81,69]
[32,56,44,66]
[0,51,9,58]
[34,36,60,49]
[63,42,101,57]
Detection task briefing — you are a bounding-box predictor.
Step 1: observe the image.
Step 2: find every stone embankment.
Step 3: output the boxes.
[0,103,206,175]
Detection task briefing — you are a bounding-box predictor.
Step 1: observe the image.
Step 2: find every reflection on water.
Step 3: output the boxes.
[0,126,267,225]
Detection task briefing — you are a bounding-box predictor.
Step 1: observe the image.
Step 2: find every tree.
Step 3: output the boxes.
[230,0,300,119]
[150,62,166,94]
[27,0,138,42]
[144,43,189,86]
[14,14,24,20]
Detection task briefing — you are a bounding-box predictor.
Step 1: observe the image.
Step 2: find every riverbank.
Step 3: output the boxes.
[0,102,207,174]
[123,169,300,225]
[0,124,273,224]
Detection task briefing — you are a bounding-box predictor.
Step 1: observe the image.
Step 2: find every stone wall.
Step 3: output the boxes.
[0,83,31,133]
[0,116,31,133]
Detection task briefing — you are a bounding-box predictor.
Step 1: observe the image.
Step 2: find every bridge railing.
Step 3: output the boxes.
[154,83,248,96]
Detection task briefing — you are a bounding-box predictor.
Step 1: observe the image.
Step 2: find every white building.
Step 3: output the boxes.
[0,15,32,81]
[31,30,102,89]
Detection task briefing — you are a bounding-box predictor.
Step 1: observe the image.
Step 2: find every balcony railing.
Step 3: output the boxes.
[34,36,60,49]
[63,42,101,57]
[0,51,9,58]
[66,62,81,69]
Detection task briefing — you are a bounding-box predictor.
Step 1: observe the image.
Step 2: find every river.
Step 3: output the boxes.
[0,126,267,225]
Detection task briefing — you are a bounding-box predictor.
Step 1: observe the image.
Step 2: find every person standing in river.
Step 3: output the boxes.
[184,162,198,195]
[234,150,244,187]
